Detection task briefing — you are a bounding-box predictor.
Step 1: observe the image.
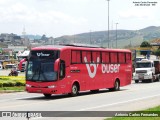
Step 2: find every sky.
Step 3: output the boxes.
[0,0,159,37]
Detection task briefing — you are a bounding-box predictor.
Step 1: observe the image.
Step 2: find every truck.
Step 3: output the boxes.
[18,58,27,72]
[133,59,160,83]
[17,50,30,72]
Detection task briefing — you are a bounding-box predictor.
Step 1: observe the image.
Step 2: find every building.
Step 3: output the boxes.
[0,33,23,46]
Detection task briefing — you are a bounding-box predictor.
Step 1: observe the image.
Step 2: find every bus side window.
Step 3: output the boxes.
[59,60,65,79]
[92,52,101,63]
[82,51,91,63]
[118,53,125,63]
[71,51,81,64]
[126,53,131,63]
[110,52,117,63]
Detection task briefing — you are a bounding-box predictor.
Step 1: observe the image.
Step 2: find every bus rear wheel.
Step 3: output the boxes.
[109,80,120,91]
[43,94,51,98]
[70,84,79,97]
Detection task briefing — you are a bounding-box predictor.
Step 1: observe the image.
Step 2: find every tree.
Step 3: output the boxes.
[41,34,48,41]
[140,41,151,47]
[140,41,151,56]
[153,46,160,57]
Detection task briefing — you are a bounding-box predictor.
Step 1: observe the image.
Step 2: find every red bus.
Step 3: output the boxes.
[26,44,132,97]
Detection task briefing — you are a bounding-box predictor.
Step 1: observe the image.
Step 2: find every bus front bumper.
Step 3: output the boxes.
[26,86,59,94]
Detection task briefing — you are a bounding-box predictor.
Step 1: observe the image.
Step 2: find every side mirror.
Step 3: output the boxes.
[54,58,60,72]
[23,58,26,62]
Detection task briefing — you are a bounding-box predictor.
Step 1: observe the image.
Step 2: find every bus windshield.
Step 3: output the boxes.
[26,50,59,82]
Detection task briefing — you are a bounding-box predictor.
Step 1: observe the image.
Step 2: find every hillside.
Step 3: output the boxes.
[151,38,160,43]
[21,34,42,40]
[54,26,160,48]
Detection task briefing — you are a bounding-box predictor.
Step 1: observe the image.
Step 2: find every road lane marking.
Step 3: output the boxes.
[0,83,160,110]
[0,96,42,103]
[77,93,160,111]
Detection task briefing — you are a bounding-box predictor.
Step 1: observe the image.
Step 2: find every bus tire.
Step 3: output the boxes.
[70,84,79,97]
[109,80,120,91]
[43,94,51,98]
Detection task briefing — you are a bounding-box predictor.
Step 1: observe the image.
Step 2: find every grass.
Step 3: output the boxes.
[106,106,160,120]
[0,76,25,80]
[0,76,25,92]
[146,106,160,111]
[0,86,25,92]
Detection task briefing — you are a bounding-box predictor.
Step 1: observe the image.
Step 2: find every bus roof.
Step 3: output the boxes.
[31,44,131,53]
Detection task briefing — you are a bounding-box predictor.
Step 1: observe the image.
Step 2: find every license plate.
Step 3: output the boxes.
[138,75,144,79]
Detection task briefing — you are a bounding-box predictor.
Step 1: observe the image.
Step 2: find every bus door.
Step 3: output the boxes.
[69,64,86,91]
[57,59,69,93]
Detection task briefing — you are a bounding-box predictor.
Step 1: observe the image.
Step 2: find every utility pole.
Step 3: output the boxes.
[90,30,92,44]
[74,34,76,43]
[107,0,110,48]
[115,23,118,48]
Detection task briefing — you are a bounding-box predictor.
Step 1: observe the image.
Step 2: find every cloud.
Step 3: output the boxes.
[0,1,89,36]
[118,8,154,20]
[0,0,10,5]
[0,2,87,25]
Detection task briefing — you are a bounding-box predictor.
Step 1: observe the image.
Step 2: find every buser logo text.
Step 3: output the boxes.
[84,56,120,78]
[37,52,50,57]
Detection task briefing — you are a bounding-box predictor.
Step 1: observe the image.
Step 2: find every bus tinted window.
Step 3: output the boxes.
[26,50,59,81]
[111,52,118,63]
[118,53,125,63]
[126,53,131,63]
[82,51,91,63]
[71,51,81,63]
[92,52,101,63]
[102,52,109,63]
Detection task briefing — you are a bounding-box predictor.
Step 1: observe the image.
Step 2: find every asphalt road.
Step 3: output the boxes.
[0,80,160,120]
[0,69,25,76]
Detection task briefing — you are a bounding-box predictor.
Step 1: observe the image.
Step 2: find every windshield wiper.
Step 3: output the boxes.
[31,66,40,81]
[31,64,48,81]
[39,64,48,81]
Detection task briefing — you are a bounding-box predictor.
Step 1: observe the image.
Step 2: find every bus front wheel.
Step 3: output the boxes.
[109,80,120,91]
[70,84,79,97]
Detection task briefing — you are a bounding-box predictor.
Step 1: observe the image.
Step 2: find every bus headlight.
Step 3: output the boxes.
[48,85,56,88]
[26,84,32,87]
